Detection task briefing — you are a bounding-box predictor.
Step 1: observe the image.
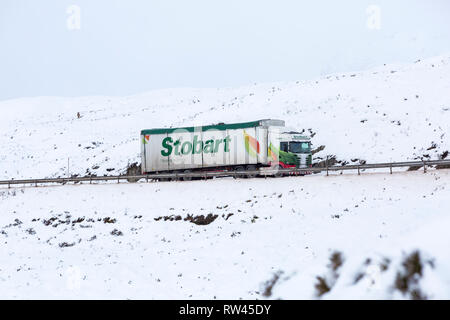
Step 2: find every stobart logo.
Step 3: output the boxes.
[161,135,231,156]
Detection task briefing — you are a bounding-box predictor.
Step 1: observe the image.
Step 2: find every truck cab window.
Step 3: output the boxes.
[289,142,310,153]
[280,142,289,152]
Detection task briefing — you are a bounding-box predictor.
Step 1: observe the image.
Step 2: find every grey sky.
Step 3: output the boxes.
[0,0,449,101]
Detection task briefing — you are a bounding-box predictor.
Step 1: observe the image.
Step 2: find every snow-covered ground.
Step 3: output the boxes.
[0,55,449,180]
[1,55,450,299]
[0,169,449,299]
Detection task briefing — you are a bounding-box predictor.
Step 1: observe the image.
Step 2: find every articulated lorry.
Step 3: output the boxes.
[140,119,311,178]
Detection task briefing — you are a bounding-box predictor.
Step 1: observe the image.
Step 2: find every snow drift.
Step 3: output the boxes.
[0,170,449,299]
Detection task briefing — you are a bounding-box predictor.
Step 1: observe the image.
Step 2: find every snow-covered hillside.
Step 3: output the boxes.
[1,55,450,299]
[0,170,449,299]
[1,55,449,180]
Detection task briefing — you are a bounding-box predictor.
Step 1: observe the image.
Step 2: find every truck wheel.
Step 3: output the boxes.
[182,170,192,181]
[234,166,246,179]
[275,165,284,177]
[246,165,257,178]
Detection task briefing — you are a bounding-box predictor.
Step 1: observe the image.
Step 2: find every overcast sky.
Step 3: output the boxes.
[0,0,449,101]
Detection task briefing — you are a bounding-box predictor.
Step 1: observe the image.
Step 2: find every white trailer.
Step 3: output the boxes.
[140,119,286,174]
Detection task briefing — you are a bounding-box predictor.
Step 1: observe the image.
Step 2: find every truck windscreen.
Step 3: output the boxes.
[290,142,310,153]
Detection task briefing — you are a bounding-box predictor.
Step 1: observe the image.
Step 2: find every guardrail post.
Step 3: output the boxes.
[423,161,427,173]
[357,166,360,175]
[390,163,392,174]
[326,156,329,176]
